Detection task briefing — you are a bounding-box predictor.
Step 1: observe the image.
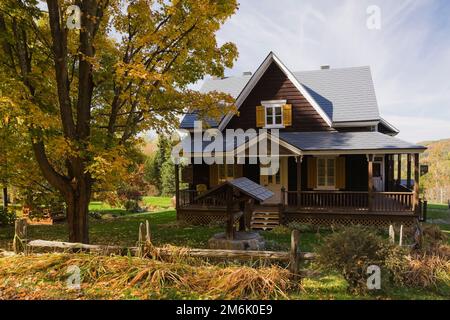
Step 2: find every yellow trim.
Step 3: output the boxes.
[256,105,265,127]
[283,104,292,127]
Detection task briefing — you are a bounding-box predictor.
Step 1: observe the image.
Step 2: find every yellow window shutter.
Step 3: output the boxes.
[256,106,265,127]
[336,157,346,189]
[209,164,218,187]
[234,164,243,178]
[307,157,317,189]
[283,104,292,127]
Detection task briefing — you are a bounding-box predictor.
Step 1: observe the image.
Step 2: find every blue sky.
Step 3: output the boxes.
[207,0,450,143]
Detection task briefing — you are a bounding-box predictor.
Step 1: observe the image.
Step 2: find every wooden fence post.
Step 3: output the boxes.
[423,200,428,222]
[399,225,403,246]
[145,220,151,243]
[137,220,152,258]
[289,230,300,279]
[13,218,28,254]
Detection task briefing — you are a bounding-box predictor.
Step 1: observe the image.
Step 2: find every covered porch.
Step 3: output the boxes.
[175,132,427,226]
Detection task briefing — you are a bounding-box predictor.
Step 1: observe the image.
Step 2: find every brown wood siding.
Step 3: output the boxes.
[345,155,368,191]
[226,62,334,132]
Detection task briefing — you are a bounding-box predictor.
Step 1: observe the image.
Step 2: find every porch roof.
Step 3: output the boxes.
[196,177,274,202]
[279,132,426,153]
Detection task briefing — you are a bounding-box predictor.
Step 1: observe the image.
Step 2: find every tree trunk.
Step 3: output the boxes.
[65,177,91,244]
[2,187,7,210]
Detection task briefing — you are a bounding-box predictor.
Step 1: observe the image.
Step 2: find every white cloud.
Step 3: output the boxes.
[212,0,450,142]
[385,115,450,143]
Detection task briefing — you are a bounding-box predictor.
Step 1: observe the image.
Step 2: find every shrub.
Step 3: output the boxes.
[381,245,410,286]
[124,200,140,213]
[402,254,450,290]
[286,222,317,233]
[0,207,16,226]
[315,226,388,293]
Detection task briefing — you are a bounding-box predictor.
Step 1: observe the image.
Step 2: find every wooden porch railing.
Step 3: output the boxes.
[285,190,414,213]
[372,192,413,212]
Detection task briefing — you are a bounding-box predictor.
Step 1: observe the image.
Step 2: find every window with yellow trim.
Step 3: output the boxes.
[317,158,336,189]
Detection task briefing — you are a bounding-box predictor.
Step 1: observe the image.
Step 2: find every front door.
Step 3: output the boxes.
[373,156,385,191]
[260,158,287,204]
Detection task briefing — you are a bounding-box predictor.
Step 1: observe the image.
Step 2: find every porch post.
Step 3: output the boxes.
[413,153,420,213]
[367,154,374,212]
[388,155,394,191]
[296,156,303,207]
[397,154,402,186]
[226,186,235,240]
[407,154,412,189]
[175,164,180,211]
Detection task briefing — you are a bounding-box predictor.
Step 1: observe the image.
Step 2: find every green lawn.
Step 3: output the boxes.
[142,196,173,208]
[1,200,448,250]
[0,210,222,251]
[88,196,174,217]
[427,203,450,242]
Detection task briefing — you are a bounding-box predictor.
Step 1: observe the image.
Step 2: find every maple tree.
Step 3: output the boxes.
[0,0,238,242]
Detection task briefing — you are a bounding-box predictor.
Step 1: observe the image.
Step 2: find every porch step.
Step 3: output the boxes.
[250,211,280,231]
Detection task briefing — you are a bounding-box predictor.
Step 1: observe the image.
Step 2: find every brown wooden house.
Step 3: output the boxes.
[175,52,427,229]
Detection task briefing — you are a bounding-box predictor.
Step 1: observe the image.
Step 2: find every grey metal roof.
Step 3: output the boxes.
[200,75,252,98]
[229,177,274,201]
[180,66,381,128]
[279,132,426,151]
[294,67,380,122]
[195,177,274,202]
[180,75,251,129]
[179,113,219,129]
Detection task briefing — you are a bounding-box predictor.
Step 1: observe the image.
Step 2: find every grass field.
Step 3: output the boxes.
[1,200,449,249]
[0,199,449,299]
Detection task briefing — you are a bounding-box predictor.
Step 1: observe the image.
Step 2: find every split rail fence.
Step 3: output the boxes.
[12,218,316,278]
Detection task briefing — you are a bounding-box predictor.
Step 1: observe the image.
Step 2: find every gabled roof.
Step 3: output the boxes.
[180,52,382,129]
[279,132,426,153]
[196,177,274,202]
[293,67,379,123]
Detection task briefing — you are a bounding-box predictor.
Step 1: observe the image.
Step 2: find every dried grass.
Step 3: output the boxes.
[403,253,450,288]
[0,252,296,300]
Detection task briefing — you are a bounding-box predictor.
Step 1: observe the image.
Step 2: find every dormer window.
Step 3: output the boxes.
[256,101,292,128]
[262,100,286,128]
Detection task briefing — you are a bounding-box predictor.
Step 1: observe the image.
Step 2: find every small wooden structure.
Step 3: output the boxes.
[195,177,274,240]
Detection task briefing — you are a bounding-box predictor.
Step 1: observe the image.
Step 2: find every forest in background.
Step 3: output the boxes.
[420,138,450,204]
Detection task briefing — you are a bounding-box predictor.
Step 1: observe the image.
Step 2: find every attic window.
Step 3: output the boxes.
[262,100,286,128]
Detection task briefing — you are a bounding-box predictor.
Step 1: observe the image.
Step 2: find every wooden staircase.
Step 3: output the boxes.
[250,206,280,231]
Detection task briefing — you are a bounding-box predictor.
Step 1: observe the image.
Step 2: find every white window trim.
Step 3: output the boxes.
[315,156,337,190]
[262,100,286,129]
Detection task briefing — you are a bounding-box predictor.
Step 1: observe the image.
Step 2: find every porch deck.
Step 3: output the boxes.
[177,189,422,227]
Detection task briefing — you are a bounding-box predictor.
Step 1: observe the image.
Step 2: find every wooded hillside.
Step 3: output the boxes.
[420,138,450,204]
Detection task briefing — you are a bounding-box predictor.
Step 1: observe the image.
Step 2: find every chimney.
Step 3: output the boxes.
[321,65,330,70]
[243,71,252,76]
